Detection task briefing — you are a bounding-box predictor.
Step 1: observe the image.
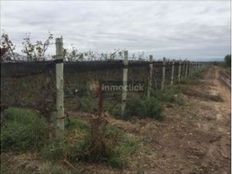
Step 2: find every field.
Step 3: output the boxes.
[1,1,231,173]
[1,65,230,174]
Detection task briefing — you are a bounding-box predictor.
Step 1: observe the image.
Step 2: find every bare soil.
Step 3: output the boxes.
[79,66,231,174]
[1,66,231,174]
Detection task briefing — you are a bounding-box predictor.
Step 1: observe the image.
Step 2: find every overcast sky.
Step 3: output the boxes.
[1,0,231,60]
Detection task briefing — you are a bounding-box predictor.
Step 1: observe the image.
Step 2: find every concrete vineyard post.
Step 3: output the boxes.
[193,62,195,73]
[191,62,193,77]
[194,62,196,73]
[178,60,181,83]
[171,59,175,85]
[121,50,128,117]
[189,62,191,76]
[161,57,166,90]
[192,62,194,73]
[55,37,64,138]
[185,60,188,79]
[147,55,153,98]
[189,62,192,77]
[188,62,191,77]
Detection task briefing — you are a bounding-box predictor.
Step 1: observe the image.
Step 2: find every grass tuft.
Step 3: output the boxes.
[40,115,137,169]
[125,95,163,120]
[1,107,48,152]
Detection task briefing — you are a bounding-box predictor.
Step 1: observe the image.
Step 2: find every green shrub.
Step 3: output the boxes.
[65,117,89,131]
[67,125,136,169]
[143,97,163,120]
[68,125,121,162]
[151,86,185,106]
[1,107,48,152]
[125,95,144,117]
[109,103,121,117]
[42,117,90,161]
[79,97,97,113]
[40,119,138,169]
[152,87,180,103]
[107,152,126,168]
[117,135,138,156]
[104,100,121,117]
[125,95,163,120]
[41,140,68,161]
[108,134,138,168]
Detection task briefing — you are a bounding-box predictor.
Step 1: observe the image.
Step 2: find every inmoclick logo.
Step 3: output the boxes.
[101,81,144,92]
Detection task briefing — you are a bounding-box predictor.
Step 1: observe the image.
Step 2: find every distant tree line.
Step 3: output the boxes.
[0,32,129,62]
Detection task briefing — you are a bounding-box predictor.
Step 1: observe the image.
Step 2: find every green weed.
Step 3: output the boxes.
[1,107,48,152]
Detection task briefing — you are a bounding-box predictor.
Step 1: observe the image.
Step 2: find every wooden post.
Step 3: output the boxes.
[178,60,181,83]
[147,55,153,98]
[121,50,128,117]
[55,37,64,138]
[161,57,166,90]
[170,59,175,85]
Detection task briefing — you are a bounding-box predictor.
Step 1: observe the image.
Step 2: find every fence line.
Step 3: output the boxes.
[1,37,210,139]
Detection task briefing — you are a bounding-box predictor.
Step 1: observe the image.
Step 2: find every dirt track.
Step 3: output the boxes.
[167,66,230,174]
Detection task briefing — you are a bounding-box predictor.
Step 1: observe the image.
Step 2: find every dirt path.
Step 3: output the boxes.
[197,66,231,174]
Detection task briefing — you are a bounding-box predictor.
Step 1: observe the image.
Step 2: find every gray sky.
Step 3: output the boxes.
[1,0,231,60]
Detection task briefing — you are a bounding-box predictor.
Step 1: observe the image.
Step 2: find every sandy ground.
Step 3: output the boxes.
[1,66,231,174]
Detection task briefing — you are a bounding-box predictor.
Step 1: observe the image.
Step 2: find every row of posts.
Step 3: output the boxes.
[121,51,205,116]
[54,38,205,138]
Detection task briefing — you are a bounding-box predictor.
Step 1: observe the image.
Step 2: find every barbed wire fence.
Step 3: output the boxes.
[1,37,209,140]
